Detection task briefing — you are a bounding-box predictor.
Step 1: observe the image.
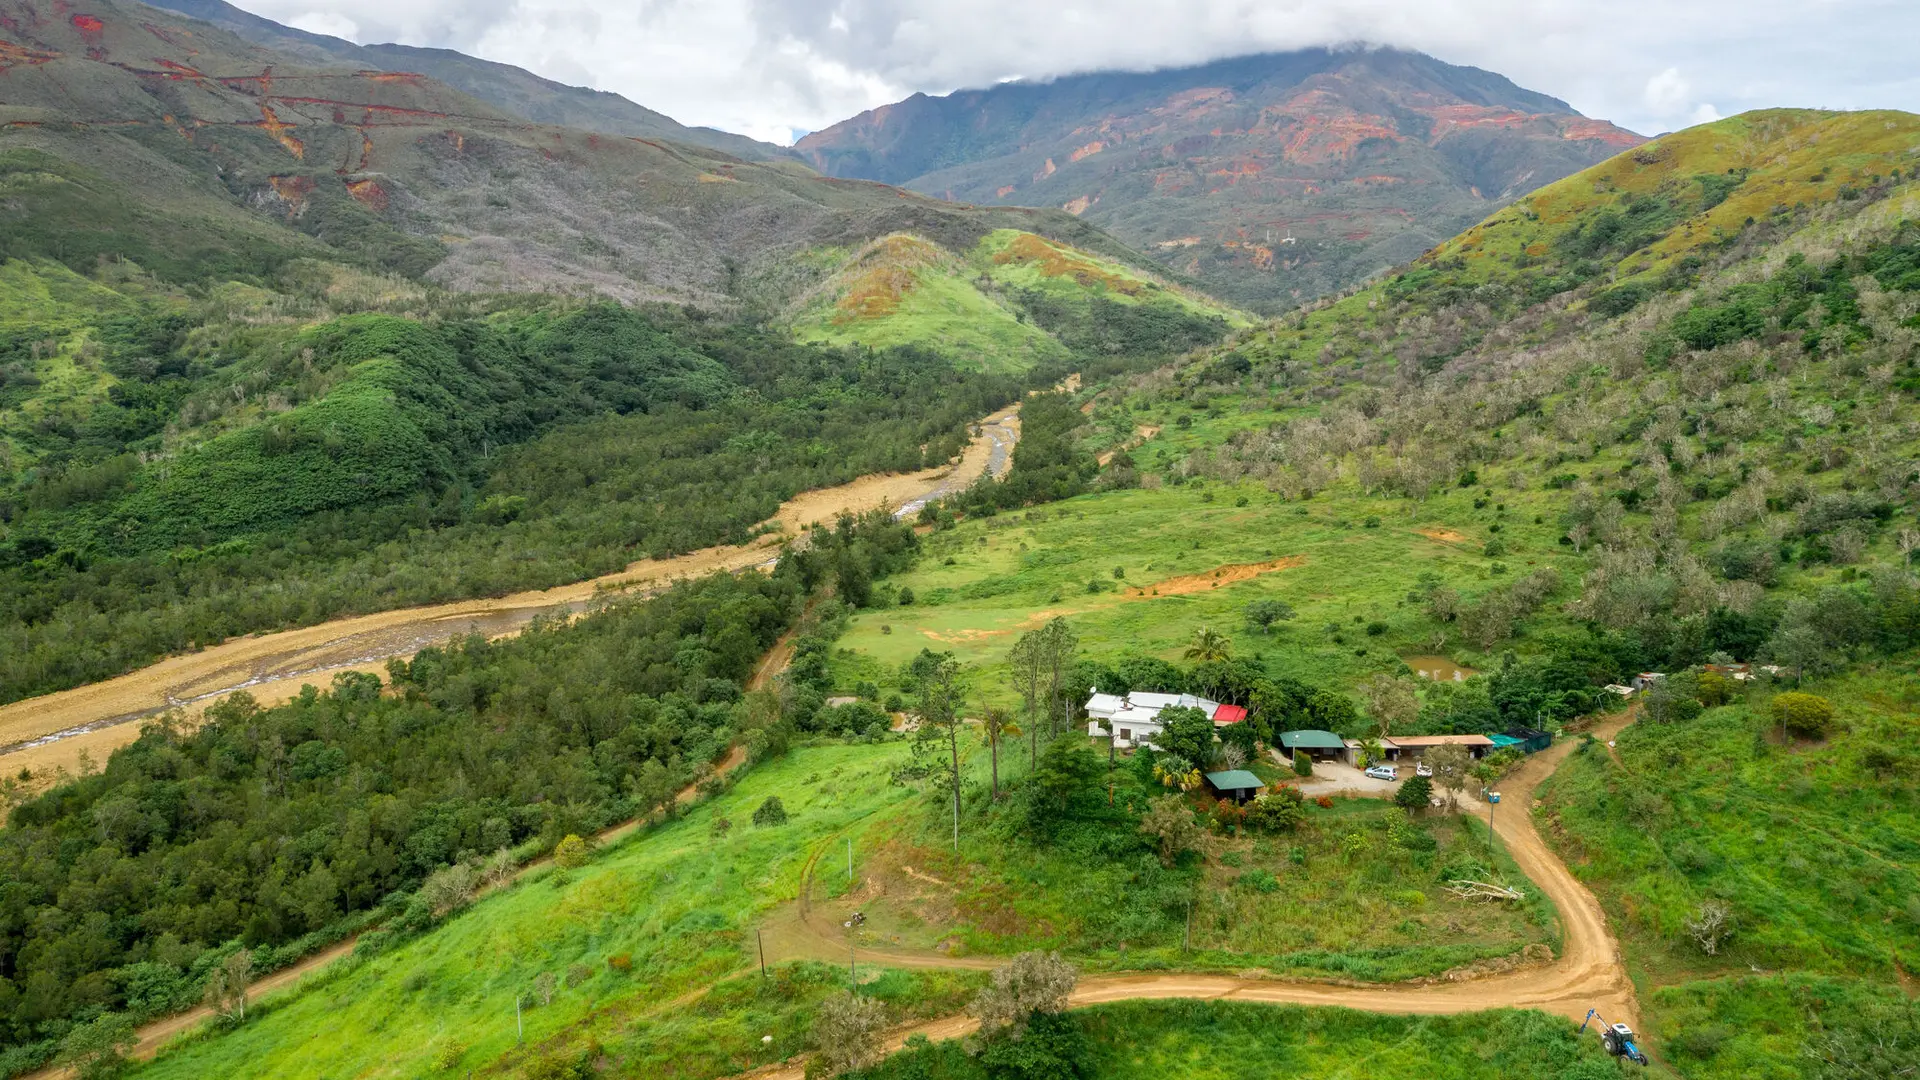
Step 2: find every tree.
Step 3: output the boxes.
[205,948,254,1022]
[811,990,888,1076]
[1244,599,1296,635]
[420,860,482,915]
[1156,705,1216,764]
[1039,618,1079,736]
[55,1013,137,1080]
[628,758,678,818]
[1685,899,1735,955]
[552,834,591,870]
[1185,626,1232,663]
[1007,631,1046,768]
[1358,674,1420,738]
[1771,692,1836,740]
[752,796,788,826]
[1139,795,1207,867]
[1291,749,1313,777]
[1395,774,1434,814]
[911,653,967,850]
[1426,744,1473,810]
[972,951,1078,1039]
[981,707,1021,800]
[1030,735,1102,818]
[1643,674,1704,725]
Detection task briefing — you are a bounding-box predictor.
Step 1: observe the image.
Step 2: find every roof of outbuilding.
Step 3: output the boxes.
[1212,704,1248,724]
[1204,770,1265,790]
[1278,729,1346,750]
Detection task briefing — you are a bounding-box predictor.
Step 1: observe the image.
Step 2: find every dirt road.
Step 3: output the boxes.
[740,712,1643,1080]
[0,408,1021,784]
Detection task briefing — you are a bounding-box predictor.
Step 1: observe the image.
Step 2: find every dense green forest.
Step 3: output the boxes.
[0,293,1032,704]
[0,511,916,1069]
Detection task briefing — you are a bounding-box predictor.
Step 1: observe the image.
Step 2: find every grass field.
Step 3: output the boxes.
[136,744,932,1080]
[819,770,1557,983]
[827,463,1587,703]
[854,999,1626,1079]
[1536,666,1920,1077]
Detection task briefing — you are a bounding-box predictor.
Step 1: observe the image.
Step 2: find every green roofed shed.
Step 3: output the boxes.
[1204,770,1266,804]
[1279,730,1346,751]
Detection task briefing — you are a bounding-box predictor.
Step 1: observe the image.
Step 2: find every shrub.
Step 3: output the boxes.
[1245,787,1305,832]
[1236,868,1280,893]
[1292,750,1313,777]
[552,834,591,870]
[1771,692,1836,739]
[1315,795,1334,809]
[810,991,887,1076]
[753,796,789,826]
[896,586,915,606]
[1395,774,1434,813]
[606,954,633,973]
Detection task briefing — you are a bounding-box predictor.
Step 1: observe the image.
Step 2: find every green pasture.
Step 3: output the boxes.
[1537,666,1920,1075]
[856,999,1625,1080]
[830,477,1586,703]
[136,744,927,1080]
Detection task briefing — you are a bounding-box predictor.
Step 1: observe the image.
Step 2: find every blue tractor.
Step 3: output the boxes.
[1580,1009,1649,1066]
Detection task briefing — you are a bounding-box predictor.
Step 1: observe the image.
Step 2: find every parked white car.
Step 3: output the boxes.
[1415,762,1434,777]
[1364,764,1398,781]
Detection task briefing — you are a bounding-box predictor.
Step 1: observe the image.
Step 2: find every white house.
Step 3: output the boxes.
[1085,689,1239,750]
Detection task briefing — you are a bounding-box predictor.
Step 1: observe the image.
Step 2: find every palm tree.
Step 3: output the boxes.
[1185,626,1232,663]
[981,707,1021,800]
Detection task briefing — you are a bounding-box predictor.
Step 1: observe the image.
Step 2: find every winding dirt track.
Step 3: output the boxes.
[0,408,1021,785]
[738,712,1643,1080]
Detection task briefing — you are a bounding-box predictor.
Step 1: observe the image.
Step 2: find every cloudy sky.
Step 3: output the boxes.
[237,0,1920,145]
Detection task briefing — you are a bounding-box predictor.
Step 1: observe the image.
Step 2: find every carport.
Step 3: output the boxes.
[1278,730,1348,761]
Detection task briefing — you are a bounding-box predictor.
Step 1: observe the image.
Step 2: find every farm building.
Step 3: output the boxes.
[1491,727,1552,754]
[1084,689,1243,750]
[1379,734,1495,760]
[1278,729,1347,760]
[1204,770,1266,804]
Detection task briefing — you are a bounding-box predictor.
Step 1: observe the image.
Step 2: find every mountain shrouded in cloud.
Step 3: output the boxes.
[218,0,1919,146]
[797,48,1644,310]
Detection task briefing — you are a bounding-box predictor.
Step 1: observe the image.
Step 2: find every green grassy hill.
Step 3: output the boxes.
[810,106,1918,1077]
[789,230,1243,372]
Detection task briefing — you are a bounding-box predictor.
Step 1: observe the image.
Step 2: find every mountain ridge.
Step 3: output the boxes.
[797,47,1646,311]
[140,0,794,161]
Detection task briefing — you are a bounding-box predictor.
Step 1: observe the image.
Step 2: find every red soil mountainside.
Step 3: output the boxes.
[0,0,1145,306]
[797,48,1646,311]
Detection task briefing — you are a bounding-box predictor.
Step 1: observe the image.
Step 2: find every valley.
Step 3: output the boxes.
[1,3,1917,1078]
[0,407,1021,786]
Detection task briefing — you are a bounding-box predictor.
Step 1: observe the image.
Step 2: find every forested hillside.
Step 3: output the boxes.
[0,261,1031,702]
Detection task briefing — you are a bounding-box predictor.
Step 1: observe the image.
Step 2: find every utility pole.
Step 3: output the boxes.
[757,929,766,977]
[1184,899,1192,953]
[848,837,854,886]
[515,994,523,1044]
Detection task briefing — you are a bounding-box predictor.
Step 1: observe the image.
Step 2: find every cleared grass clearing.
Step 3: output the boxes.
[830,476,1586,701]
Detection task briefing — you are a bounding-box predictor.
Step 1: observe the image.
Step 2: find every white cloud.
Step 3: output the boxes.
[1643,67,1693,115]
[284,10,361,40]
[231,0,1920,145]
